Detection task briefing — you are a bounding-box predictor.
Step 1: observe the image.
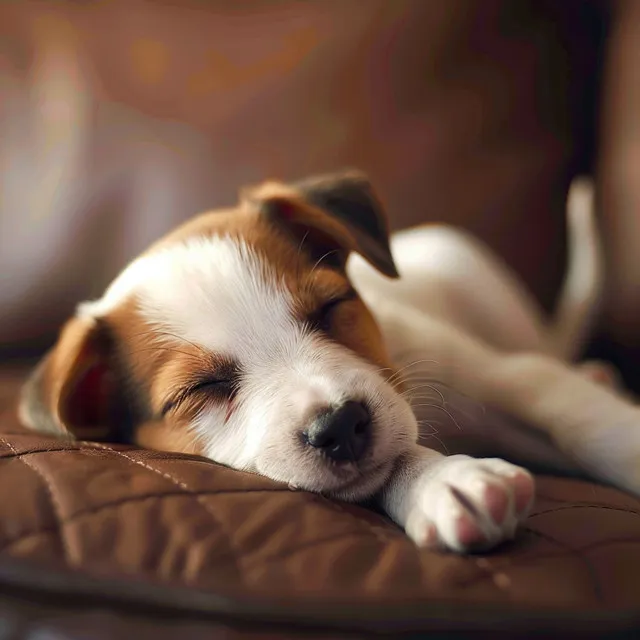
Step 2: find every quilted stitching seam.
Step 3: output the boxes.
[0,446,83,459]
[0,436,77,566]
[92,444,401,545]
[530,504,640,519]
[0,449,399,558]
[454,526,605,602]
[523,526,603,602]
[0,488,296,553]
[90,443,247,580]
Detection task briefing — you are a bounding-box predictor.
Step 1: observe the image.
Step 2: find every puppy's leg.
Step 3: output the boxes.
[377,309,640,551]
[386,305,640,497]
[379,447,534,552]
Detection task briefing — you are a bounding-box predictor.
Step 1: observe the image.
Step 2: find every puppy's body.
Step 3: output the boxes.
[349,181,605,474]
[19,172,640,553]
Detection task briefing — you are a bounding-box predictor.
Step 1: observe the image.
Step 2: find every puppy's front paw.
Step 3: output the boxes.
[405,455,534,553]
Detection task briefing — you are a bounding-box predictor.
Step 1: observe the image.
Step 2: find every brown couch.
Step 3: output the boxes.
[2,364,640,638]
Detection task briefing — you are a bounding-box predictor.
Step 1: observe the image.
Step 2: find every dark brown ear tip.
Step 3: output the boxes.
[364,241,399,279]
[386,263,400,279]
[379,258,400,279]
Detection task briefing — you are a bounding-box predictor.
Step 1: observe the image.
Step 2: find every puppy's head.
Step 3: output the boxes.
[19,170,417,500]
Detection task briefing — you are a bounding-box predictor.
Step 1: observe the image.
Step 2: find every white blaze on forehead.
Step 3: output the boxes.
[80,236,297,357]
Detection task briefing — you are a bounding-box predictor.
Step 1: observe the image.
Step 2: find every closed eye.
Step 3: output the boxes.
[310,288,358,332]
[161,375,238,416]
[188,378,235,396]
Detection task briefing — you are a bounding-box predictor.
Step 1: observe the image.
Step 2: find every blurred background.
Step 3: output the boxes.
[3,0,640,389]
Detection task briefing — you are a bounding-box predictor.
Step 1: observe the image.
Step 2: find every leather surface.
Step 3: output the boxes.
[1,367,640,639]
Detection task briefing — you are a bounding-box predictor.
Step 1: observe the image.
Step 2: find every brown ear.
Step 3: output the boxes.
[245,170,399,278]
[19,315,123,441]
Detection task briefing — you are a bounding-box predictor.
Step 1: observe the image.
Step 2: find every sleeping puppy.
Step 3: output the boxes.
[18,171,638,553]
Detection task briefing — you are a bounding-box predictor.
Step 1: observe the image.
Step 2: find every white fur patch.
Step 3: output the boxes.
[81,236,296,355]
[143,237,295,356]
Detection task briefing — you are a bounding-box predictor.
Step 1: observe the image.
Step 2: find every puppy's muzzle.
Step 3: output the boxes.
[303,401,372,462]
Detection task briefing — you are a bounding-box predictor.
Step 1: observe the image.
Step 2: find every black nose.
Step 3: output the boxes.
[304,401,372,462]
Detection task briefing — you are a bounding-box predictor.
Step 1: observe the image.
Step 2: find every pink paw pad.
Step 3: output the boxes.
[483,483,509,524]
[512,472,535,515]
[422,523,438,547]
[455,511,485,547]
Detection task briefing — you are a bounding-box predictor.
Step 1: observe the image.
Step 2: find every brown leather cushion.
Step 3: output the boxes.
[1,366,640,638]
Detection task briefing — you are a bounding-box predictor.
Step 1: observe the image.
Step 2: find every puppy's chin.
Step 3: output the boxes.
[323,459,396,502]
[259,456,395,502]
[255,425,413,502]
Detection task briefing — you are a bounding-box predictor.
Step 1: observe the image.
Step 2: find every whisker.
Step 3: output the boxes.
[406,395,445,405]
[373,366,395,377]
[400,388,445,403]
[310,248,340,277]
[399,373,443,382]
[386,358,441,386]
[295,230,311,283]
[155,330,210,356]
[392,351,441,368]
[402,383,446,406]
[418,432,449,455]
[400,375,483,409]
[126,328,210,358]
[416,419,441,433]
[410,402,463,431]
